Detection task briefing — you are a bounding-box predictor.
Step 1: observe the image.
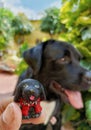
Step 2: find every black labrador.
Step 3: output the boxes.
[14,39,91,130]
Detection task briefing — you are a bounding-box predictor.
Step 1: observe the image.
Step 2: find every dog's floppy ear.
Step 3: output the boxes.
[23,42,45,74]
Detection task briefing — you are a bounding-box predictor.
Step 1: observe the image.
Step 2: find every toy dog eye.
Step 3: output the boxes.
[23,84,29,88]
[35,85,39,88]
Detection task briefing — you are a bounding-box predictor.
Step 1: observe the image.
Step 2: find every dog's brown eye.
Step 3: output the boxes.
[56,56,71,64]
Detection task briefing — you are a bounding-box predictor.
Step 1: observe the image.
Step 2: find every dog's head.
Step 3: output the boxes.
[23,39,91,109]
[14,79,46,102]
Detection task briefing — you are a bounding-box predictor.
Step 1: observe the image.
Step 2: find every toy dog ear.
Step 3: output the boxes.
[14,83,23,102]
[23,43,44,75]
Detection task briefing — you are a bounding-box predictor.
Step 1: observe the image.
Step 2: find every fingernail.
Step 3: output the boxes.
[2,103,15,124]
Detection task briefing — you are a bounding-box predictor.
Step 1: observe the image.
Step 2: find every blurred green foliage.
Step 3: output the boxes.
[15,59,28,75]
[15,42,29,75]
[12,14,33,35]
[40,7,66,38]
[62,104,80,123]
[0,8,14,50]
[19,42,29,57]
[0,8,33,50]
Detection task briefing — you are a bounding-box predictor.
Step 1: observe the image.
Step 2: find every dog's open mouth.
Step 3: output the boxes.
[51,81,83,109]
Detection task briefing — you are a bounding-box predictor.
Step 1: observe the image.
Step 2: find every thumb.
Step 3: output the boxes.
[0,103,22,130]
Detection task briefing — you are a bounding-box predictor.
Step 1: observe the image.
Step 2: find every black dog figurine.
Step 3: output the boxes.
[14,39,91,130]
[14,79,46,119]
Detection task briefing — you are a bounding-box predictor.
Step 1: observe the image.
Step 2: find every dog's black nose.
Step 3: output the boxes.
[84,71,91,84]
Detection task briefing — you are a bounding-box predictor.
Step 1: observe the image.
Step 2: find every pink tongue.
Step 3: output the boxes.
[65,90,83,109]
[30,95,35,100]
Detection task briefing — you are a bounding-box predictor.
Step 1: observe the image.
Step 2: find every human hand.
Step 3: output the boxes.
[0,96,21,130]
[0,95,45,130]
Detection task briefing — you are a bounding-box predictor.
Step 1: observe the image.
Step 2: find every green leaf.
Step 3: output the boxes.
[80,60,91,70]
[85,100,91,120]
[76,122,91,130]
[15,59,28,75]
[62,104,80,123]
[19,42,29,56]
[76,16,91,25]
[81,27,91,40]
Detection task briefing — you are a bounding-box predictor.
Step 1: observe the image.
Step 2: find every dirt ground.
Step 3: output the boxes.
[0,72,74,130]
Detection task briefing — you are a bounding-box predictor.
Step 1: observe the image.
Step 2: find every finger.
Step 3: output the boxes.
[0,103,22,130]
[0,96,14,114]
